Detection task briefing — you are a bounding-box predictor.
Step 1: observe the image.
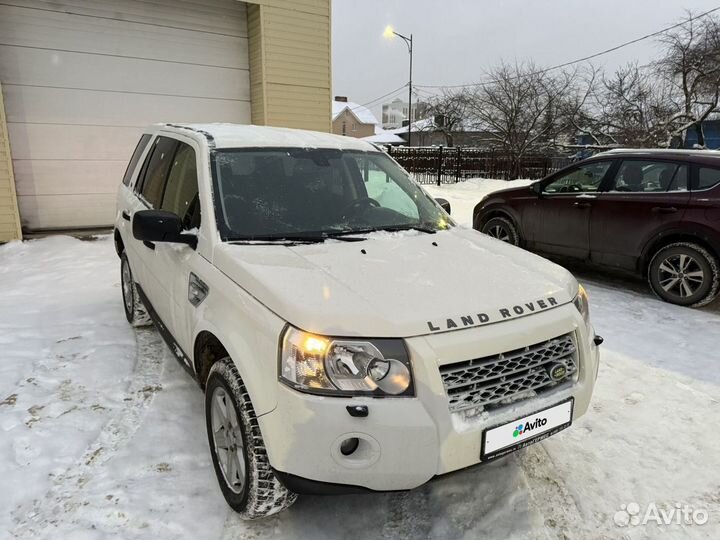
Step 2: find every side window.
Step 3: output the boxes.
[138,136,178,207]
[122,134,151,186]
[354,156,419,219]
[610,161,687,193]
[543,161,612,194]
[160,142,200,230]
[697,166,720,190]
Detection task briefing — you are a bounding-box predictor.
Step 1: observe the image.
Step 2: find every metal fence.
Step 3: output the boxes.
[386,146,573,185]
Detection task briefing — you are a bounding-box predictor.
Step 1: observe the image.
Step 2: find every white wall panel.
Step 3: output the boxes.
[0,1,250,230]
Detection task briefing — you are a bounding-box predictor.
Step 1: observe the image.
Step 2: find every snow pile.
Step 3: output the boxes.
[424,177,533,227]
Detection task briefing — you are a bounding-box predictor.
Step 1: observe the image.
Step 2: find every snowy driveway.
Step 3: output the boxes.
[1,227,719,539]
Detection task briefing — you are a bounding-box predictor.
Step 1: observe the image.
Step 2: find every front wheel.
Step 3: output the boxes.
[205,358,297,519]
[481,216,520,246]
[648,242,720,307]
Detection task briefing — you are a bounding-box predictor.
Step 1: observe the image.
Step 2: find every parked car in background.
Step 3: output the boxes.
[473,149,720,307]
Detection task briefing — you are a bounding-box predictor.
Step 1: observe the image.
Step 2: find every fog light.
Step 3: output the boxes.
[340,437,360,456]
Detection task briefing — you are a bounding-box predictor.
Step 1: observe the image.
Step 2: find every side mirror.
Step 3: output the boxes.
[435,197,451,214]
[133,210,197,248]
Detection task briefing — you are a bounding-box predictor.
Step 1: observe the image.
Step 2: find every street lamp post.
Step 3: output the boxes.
[384,26,413,146]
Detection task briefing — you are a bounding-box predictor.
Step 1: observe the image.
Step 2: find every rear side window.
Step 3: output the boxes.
[122,134,151,186]
[160,142,200,229]
[697,167,720,190]
[610,161,688,193]
[137,136,178,207]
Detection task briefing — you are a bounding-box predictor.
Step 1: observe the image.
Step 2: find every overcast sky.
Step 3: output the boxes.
[332,0,720,119]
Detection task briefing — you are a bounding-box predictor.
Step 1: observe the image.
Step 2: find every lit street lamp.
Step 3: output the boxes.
[384,25,413,146]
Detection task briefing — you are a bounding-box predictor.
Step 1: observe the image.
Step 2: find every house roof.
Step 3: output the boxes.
[332,100,379,126]
[362,130,406,144]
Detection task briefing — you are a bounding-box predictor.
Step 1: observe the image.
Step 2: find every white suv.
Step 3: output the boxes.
[114,123,601,519]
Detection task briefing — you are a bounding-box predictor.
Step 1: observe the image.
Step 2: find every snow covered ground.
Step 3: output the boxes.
[1,179,718,539]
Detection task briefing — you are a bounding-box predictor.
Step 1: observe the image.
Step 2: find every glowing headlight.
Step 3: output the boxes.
[279,326,414,397]
[573,284,590,324]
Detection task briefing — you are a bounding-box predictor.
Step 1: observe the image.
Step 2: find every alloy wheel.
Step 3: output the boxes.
[487,224,511,243]
[657,253,705,299]
[210,386,246,495]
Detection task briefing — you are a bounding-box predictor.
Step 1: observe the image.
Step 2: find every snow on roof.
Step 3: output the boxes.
[332,100,379,126]
[161,123,375,151]
[389,117,436,134]
[362,130,406,144]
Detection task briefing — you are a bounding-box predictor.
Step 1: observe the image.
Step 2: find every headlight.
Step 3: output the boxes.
[278,326,414,397]
[573,284,590,324]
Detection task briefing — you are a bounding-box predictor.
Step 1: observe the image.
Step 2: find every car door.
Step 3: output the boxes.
[590,159,690,270]
[116,133,152,274]
[142,136,206,358]
[531,160,615,259]
[130,135,179,313]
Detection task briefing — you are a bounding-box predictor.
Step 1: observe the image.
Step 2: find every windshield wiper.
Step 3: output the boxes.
[227,232,367,244]
[349,224,439,235]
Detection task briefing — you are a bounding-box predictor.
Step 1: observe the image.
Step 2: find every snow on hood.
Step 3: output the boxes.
[213,228,577,338]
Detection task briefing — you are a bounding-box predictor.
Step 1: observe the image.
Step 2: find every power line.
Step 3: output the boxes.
[347,83,409,112]
[415,5,720,90]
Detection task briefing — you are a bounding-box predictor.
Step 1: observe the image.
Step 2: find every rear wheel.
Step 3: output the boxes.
[120,253,151,326]
[648,242,719,307]
[205,358,297,519]
[481,216,520,246]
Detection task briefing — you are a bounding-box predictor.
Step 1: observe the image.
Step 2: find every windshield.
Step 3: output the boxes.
[210,148,453,241]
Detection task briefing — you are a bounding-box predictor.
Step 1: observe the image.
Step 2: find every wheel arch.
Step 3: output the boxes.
[114,228,125,257]
[640,228,720,274]
[192,321,279,417]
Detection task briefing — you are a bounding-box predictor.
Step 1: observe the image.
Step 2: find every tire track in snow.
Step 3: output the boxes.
[11,328,166,538]
[520,444,602,540]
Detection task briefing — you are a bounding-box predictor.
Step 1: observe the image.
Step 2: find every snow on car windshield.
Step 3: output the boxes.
[210,148,452,240]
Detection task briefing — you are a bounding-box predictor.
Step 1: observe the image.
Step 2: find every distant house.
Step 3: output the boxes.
[381,98,429,130]
[390,116,497,147]
[332,96,379,138]
[684,120,720,149]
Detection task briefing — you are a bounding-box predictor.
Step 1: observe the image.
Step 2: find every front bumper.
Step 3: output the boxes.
[258,304,599,492]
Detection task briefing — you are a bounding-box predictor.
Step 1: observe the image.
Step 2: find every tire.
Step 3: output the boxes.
[120,253,151,327]
[648,242,720,307]
[481,216,520,246]
[205,358,297,519]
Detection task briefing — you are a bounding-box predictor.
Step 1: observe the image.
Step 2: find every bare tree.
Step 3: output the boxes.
[423,89,470,146]
[466,62,573,176]
[656,11,720,147]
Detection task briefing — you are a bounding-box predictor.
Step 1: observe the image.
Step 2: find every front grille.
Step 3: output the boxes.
[440,333,577,414]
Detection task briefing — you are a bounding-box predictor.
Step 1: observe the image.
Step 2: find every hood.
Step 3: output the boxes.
[213,228,577,338]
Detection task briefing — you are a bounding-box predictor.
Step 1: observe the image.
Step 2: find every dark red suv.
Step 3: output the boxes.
[473,149,720,307]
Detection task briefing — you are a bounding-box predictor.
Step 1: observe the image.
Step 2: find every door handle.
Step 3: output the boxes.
[652,206,678,214]
[143,241,155,250]
[121,211,131,221]
[573,201,592,208]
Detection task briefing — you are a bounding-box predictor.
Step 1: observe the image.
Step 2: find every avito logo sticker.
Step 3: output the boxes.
[512,417,548,438]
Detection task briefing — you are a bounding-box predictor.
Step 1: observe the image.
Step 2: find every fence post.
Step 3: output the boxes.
[455,147,461,183]
[437,145,443,186]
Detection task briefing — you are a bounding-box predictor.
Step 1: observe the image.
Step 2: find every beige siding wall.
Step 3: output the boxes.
[247,0,331,132]
[0,83,22,242]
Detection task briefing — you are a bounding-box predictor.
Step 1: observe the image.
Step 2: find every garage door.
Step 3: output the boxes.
[0,0,250,230]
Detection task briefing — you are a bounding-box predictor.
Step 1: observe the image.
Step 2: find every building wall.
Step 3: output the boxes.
[0,83,22,241]
[331,109,375,138]
[0,0,331,233]
[247,0,331,133]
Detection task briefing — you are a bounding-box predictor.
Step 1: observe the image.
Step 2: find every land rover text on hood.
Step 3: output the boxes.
[114,123,600,518]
